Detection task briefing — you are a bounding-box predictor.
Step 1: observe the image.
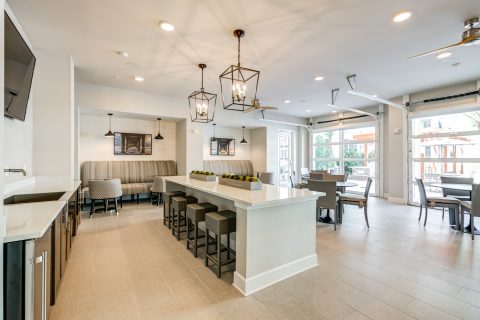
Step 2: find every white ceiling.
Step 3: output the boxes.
[8,0,480,118]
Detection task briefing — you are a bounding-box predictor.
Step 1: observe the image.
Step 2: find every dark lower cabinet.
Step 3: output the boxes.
[4,224,52,320]
[4,186,80,320]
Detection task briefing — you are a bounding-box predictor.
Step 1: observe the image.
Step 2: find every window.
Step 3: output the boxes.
[408,111,480,203]
[279,130,294,186]
[311,125,378,194]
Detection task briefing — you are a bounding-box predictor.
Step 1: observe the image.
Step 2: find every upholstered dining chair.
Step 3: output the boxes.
[338,178,372,228]
[416,178,460,228]
[89,179,122,218]
[440,176,473,219]
[258,172,275,185]
[311,170,328,175]
[150,176,163,206]
[460,184,479,240]
[309,173,324,181]
[307,180,338,230]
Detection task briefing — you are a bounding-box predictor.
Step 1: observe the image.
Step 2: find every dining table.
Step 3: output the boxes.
[431,183,477,234]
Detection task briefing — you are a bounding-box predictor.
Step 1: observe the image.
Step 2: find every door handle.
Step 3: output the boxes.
[36,251,48,320]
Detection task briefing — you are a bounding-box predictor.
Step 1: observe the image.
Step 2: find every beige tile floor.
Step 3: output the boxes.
[51,198,480,320]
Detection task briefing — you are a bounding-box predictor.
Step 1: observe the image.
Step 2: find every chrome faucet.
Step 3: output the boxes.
[4,168,28,176]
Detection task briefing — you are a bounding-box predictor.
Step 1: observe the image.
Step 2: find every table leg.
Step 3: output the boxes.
[464,215,480,235]
[448,207,457,230]
[319,209,334,224]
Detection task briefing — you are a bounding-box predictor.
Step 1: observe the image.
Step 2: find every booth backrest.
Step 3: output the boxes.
[203,160,253,176]
[80,160,177,187]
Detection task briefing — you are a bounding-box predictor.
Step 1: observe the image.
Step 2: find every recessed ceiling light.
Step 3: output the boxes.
[133,76,144,82]
[306,109,311,113]
[314,76,324,81]
[372,94,378,98]
[160,21,175,32]
[116,51,129,58]
[436,52,452,60]
[393,11,412,23]
[284,100,291,104]
[332,110,338,113]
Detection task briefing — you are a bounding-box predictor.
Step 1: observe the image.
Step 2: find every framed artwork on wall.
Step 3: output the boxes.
[210,138,235,156]
[114,132,152,155]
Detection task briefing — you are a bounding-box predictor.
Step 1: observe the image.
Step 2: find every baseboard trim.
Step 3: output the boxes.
[388,196,407,204]
[233,254,318,296]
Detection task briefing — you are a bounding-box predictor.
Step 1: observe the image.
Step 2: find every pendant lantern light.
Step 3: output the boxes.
[240,126,247,144]
[155,118,164,140]
[188,64,216,123]
[219,29,260,112]
[105,113,114,137]
[211,123,216,141]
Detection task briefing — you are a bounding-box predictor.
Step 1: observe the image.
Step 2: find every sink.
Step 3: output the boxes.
[4,192,65,205]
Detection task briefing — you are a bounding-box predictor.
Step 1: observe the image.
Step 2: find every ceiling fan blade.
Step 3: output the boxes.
[243,107,258,113]
[408,40,465,59]
[260,106,279,110]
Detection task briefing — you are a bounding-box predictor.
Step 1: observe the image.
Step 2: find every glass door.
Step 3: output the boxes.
[311,125,378,195]
[279,130,294,186]
[408,111,480,204]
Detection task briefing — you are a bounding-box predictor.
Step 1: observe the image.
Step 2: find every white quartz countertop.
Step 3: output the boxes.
[163,176,322,208]
[4,201,67,243]
[3,177,82,243]
[3,177,82,200]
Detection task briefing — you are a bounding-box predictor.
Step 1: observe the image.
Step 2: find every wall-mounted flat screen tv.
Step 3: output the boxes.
[4,12,36,121]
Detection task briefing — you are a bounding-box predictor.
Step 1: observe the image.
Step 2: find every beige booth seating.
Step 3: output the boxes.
[81,160,177,198]
[203,160,253,176]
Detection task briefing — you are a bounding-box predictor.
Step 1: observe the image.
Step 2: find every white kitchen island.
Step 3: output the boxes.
[163,176,322,296]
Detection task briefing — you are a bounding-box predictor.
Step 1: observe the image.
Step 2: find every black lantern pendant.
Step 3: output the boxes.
[240,126,247,144]
[188,64,216,123]
[155,118,164,140]
[105,113,114,137]
[219,29,260,112]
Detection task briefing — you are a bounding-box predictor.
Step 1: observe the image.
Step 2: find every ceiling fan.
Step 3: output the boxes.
[409,17,480,59]
[244,98,279,113]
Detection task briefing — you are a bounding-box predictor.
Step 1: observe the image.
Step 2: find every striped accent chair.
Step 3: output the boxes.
[203,160,253,176]
[81,160,176,203]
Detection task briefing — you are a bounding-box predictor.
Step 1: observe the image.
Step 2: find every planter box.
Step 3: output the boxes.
[189,173,217,182]
[219,177,263,190]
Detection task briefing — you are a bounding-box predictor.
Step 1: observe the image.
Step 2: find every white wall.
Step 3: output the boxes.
[250,127,267,172]
[176,120,187,175]
[203,125,251,161]
[32,49,74,178]
[3,4,33,177]
[79,113,176,163]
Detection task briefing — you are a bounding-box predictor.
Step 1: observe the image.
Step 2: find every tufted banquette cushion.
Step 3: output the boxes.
[203,160,253,176]
[81,160,176,196]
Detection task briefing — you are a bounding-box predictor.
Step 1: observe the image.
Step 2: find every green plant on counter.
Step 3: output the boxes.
[221,174,260,182]
[191,170,215,176]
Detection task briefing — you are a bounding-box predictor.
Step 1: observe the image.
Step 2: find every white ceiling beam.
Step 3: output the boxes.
[327,104,379,120]
[347,90,406,112]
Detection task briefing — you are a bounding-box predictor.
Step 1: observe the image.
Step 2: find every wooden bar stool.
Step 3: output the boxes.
[186,203,218,257]
[205,210,236,278]
[171,196,198,240]
[163,191,185,228]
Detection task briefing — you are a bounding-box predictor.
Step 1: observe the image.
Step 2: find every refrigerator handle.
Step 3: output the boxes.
[34,251,48,320]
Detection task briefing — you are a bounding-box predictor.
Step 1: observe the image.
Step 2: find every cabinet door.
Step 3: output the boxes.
[61,207,68,277]
[52,213,62,304]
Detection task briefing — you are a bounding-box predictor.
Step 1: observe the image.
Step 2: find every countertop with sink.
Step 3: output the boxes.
[3,176,81,243]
